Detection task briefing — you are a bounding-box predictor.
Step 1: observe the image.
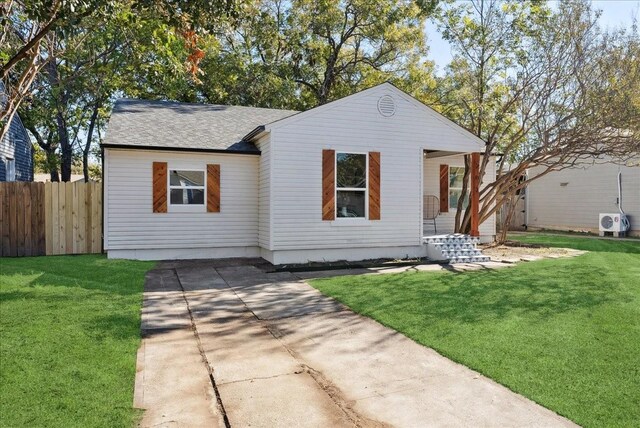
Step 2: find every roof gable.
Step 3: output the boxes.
[249,82,485,152]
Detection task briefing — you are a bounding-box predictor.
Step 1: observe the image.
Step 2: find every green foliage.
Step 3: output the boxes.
[311,236,640,427]
[197,0,438,109]
[6,0,639,186]
[17,1,200,181]
[0,255,154,427]
[434,0,552,149]
[432,0,640,234]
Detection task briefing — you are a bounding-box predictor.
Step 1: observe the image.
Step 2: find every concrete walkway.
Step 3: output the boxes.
[135,259,576,428]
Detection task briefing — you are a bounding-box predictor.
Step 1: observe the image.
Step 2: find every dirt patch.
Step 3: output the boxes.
[480,243,586,262]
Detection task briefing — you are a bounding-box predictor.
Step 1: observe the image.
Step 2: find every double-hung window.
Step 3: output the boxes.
[449,166,468,209]
[169,170,205,205]
[336,153,367,218]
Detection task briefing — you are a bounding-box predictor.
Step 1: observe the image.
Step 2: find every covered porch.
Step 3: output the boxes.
[421,150,483,239]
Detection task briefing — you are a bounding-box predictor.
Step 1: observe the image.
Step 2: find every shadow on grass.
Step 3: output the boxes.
[0,255,153,296]
[314,257,633,324]
[509,234,640,254]
[89,312,142,341]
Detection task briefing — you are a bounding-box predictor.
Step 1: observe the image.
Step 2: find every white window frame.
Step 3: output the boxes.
[449,166,468,210]
[335,152,368,220]
[5,157,15,182]
[167,168,206,212]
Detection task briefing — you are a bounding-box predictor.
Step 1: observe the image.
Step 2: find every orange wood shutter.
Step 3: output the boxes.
[152,161,167,213]
[368,152,381,220]
[207,164,221,213]
[439,164,449,213]
[322,149,335,220]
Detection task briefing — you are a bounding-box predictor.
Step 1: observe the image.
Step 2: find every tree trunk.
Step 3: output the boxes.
[47,148,60,182]
[83,101,101,182]
[454,155,471,232]
[82,149,90,182]
[497,193,518,244]
[46,57,72,181]
[25,124,60,181]
[56,111,71,181]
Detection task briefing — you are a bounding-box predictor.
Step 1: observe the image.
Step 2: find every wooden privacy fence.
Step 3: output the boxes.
[0,182,102,257]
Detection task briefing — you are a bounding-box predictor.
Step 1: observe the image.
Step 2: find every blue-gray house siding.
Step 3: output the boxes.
[0,112,33,182]
[0,80,33,182]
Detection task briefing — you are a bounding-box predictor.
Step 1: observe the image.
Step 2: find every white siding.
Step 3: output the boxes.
[527,160,640,234]
[255,134,271,249]
[422,155,496,238]
[268,85,487,253]
[104,149,259,253]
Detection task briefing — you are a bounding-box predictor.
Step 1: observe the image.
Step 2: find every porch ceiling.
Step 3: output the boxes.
[423,150,469,159]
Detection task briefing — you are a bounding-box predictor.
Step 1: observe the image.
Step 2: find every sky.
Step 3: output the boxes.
[425,0,640,75]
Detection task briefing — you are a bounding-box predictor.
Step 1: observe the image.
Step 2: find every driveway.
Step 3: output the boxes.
[135,259,576,428]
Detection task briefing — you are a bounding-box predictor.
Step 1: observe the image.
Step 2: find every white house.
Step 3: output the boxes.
[102,83,496,264]
[526,158,640,237]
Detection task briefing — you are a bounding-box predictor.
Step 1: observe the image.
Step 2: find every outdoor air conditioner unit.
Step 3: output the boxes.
[599,213,628,233]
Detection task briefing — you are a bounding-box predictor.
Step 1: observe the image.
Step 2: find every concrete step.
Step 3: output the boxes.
[423,234,480,245]
[449,255,491,264]
[441,249,484,258]
[424,234,489,264]
[430,243,476,251]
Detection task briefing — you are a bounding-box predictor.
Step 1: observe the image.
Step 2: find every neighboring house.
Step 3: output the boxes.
[102,83,496,263]
[0,83,33,182]
[526,158,640,236]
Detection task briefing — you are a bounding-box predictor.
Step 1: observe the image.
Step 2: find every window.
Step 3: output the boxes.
[449,166,468,209]
[5,158,15,182]
[336,153,367,218]
[169,170,205,205]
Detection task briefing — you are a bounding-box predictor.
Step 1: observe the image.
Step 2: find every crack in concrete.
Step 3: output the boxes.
[213,267,389,428]
[174,268,231,428]
[300,364,394,428]
[182,265,392,428]
[216,369,306,386]
[264,323,391,428]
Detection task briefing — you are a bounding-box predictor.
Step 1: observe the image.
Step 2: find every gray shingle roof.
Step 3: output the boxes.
[103,99,298,153]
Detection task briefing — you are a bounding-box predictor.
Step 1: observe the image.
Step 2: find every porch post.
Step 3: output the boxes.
[470,152,480,237]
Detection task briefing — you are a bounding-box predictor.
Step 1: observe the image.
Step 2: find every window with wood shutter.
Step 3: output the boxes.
[439,164,449,213]
[207,164,220,213]
[169,170,205,205]
[324,150,381,221]
[152,161,167,213]
[369,152,381,220]
[154,162,220,213]
[336,153,367,218]
[322,149,335,220]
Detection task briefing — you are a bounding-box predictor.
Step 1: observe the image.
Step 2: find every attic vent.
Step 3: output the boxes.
[377,95,396,117]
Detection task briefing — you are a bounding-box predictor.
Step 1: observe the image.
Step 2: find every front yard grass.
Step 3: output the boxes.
[0,255,154,428]
[311,234,640,427]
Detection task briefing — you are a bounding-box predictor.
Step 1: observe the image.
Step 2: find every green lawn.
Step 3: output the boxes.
[0,255,154,428]
[509,232,640,253]
[311,234,640,427]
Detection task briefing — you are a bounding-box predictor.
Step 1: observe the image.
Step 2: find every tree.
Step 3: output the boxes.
[1,0,238,144]
[0,0,118,142]
[197,0,439,110]
[19,2,198,181]
[16,0,241,182]
[435,0,639,239]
